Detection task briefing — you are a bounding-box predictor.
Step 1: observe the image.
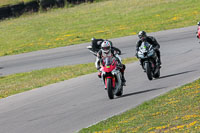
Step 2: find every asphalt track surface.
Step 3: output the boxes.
[0,26,200,133]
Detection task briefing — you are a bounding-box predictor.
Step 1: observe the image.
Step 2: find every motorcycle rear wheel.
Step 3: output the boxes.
[116,86,123,96]
[112,47,121,55]
[153,68,160,78]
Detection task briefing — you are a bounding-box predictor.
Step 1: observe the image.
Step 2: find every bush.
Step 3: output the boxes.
[24,0,40,12]
[40,0,56,10]
[0,5,12,20]
[10,2,25,17]
[55,0,65,8]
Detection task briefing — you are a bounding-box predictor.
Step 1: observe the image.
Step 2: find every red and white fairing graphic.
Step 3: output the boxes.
[198,26,200,39]
[100,56,123,99]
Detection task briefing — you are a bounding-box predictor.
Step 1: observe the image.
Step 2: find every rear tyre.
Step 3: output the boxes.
[113,47,121,55]
[107,78,114,99]
[116,86,123,96]
[145,62,153,80]
[154,68,160,78]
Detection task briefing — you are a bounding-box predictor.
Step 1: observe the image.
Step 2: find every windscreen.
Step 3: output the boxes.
[103,57,113,66]
[141,42,150,49]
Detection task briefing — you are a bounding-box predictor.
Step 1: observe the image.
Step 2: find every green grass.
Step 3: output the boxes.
[0,57,137,99]
[79,79,200,133]
[0,0,200,56]
[0,0,31,6]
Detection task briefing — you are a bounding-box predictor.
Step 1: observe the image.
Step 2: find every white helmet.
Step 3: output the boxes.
[197,22,200,26]
[101,41,111,54]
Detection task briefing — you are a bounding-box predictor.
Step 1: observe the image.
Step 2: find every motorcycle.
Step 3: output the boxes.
[196,30,200,42]
[137,42,160,80]
[87,42,121,56]
[99,56,123,99]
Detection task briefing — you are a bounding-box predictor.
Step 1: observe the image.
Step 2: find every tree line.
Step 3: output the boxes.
[0,0,94,20]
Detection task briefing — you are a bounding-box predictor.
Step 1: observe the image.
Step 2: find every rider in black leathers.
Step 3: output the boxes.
[91,37,104,52]
[136,31,161,66]
[91,37,115,52]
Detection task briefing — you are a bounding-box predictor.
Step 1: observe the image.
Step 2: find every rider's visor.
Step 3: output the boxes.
[141,36,146,41]
[138,35,142,38]
[102,46,110,51]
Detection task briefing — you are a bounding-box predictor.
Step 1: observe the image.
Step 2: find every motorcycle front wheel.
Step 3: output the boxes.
[107,78,114,99]
[145,62,153,80]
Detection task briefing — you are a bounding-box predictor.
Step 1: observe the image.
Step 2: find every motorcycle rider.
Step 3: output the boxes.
[136,31,161,67]
[91,37,104,52]
[95,40,126,86]
[91,37,115,51]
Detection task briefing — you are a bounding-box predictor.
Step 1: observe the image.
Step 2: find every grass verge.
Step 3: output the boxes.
[0,0,200,56]
[0,57,137,99]
[79,79,200,132]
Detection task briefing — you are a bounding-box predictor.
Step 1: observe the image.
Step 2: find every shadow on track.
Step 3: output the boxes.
[119,87,166,98]
[0,67,4,76]
[0,67,3,76]
[158,70,196,79]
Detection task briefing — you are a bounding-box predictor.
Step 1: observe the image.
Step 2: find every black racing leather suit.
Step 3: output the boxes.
[136,36,161,65]
[91,38,104,52]
[92,38,114,52]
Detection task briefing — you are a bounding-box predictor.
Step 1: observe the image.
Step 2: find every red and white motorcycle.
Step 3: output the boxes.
[99,56,123,99]
[197,26,200,43]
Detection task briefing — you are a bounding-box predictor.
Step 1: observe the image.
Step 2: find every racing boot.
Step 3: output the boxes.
[142,65,146,72]
[98,72,101,78]
[122,75,126,86]
[158,58,162,68]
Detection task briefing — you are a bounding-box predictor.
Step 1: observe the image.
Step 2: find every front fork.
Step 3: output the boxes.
[143,60,155,71]
[105,77,115,89]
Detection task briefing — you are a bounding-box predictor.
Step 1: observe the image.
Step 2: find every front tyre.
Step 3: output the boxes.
[145,62,153,80]
[107,78,114,99]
